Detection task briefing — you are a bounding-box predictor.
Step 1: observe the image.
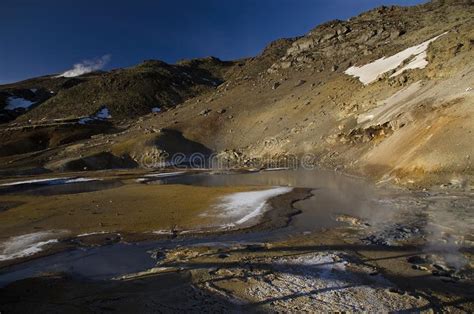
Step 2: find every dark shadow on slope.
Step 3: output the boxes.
[61,152,138,171]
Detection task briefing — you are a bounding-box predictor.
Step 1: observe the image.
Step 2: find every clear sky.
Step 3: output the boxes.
[0,0,425,84]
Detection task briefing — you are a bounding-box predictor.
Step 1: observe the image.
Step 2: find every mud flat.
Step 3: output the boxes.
[0,170,315,267]
[1,223,472,312]
[0,169,472,312]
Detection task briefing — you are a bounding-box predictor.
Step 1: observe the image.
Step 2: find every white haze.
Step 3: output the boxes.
[57,54,111,78]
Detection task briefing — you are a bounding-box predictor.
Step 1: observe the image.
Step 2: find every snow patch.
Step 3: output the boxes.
[64,177,102,183]
[0,177,101,187]
[205,187,293,226]
[0,231,65,261]
[151,107,161,113]
[144,171,186,178]
[345,32,447,85]
[263,167,291,171]
[95,107,111,119]
[4,97,35,110]
[152,230,174,235]
[76,231,109,237]
[136,172,186,183]
[0,177,69,186]
[390,51,428,77]
[78,106,112,124]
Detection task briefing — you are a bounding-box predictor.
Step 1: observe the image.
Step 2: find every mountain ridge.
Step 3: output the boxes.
[0,0,472,187]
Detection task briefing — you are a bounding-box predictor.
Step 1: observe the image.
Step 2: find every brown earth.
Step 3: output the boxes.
[0,183,272,240]
[1,224,472,312]
[0,2,473,312]
[0,1,472,187]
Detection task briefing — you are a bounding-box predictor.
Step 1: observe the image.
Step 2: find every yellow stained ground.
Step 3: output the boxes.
[0,183,265,240]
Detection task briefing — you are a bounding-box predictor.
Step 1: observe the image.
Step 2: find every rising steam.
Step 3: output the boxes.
[57,54,111,78]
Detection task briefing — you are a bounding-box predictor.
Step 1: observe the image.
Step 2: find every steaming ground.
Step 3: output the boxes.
[0,169,472,312]
[0,1,473,312]
[57,54,111,78]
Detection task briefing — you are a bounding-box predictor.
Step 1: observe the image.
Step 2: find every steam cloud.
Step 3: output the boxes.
[57,54,111,78]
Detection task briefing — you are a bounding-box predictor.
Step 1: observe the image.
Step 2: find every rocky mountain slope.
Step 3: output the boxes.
[0,57,232,123]
[0,0,473,186]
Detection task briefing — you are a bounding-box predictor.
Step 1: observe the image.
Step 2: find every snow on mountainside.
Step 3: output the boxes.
[0,0,473,186]
[344,32,448,85]
[4,96,35,110]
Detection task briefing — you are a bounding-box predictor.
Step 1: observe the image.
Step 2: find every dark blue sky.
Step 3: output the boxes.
[1,0,425,84]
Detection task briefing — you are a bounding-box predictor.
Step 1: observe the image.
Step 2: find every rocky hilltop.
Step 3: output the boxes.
[0,0,473,186]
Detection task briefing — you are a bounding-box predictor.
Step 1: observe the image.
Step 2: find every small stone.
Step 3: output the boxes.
[398,75,408,84]
[432,270,452,277]
[199,109,212,116]
[412,265,429,271]
[388,288,405,295]
[295,79,306,87]
[433,263,450,272]
[337,26,350,35]
[407,255,429,265]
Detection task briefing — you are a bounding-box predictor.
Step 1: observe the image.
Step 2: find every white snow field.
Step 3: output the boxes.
[345,32,447,85]
[0,231,66,261]
[4,96,35,110]
[0,177,101,187]
[78,106,112,124]
[203,187,293,227]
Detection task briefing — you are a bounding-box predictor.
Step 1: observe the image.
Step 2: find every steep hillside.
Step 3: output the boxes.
[0,57,234,122]
[0,0,472,186]
[131,0,473,185]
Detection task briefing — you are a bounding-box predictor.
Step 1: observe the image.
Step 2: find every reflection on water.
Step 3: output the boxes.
[157,169,393,231]
[0,232,282,287]
[0,242,156,286]
[0,180,123,196]
[0,169,397,286]
[157,169,351,187]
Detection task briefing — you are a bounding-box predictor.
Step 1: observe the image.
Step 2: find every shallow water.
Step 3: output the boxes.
[0,242,156,286]
[0,169,399,286]
[155,169,393,231]
[0,178,123,196]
